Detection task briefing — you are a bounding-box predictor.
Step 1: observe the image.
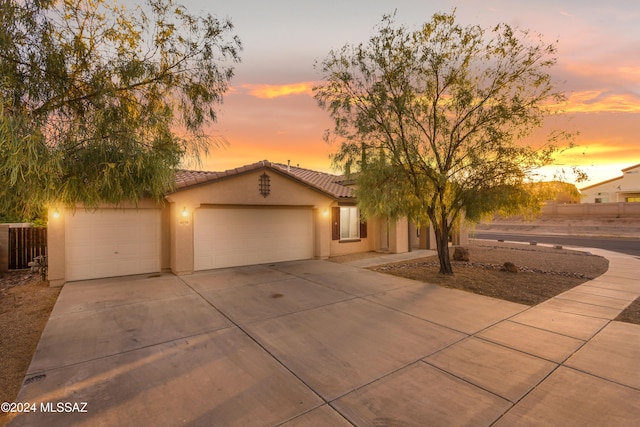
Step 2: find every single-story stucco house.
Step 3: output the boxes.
[47,160,466,286]
[580,163,640,203]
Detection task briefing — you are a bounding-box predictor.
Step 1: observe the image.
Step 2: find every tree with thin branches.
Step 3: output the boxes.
[0,0,241,219]
[315,11,575,274]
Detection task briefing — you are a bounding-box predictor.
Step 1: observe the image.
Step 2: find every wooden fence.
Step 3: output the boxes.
[8,226,47,269]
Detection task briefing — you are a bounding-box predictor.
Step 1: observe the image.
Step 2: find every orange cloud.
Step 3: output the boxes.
[240,82,316,99]
[556,90,640,113]
[553,142,629,164]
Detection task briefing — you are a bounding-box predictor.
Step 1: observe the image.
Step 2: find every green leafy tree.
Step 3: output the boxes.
[314,12,575,274]
[0,0,241,219]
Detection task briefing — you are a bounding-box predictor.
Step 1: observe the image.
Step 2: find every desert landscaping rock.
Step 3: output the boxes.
[453,246,470,261]
[502,262,518,273]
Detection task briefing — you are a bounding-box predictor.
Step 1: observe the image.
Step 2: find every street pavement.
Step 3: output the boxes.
[473,232,640,257]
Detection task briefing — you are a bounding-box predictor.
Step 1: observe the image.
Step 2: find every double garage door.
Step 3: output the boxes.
[65,209,161,281]
[194,207,314,271]
[64,206,314,280]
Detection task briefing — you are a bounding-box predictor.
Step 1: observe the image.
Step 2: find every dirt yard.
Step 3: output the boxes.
[1,242,639,417]
[371,241,610,305]
[0,272,60,411]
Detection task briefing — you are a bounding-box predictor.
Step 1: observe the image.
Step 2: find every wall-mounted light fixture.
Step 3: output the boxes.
[52,209,60,219]
[182,207,189,217]
[322,208,329,217]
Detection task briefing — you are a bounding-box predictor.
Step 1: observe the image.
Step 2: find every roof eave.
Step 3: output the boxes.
[579,175,624,191]
[266,166,351,200]
[622,163,640,172]
[171,163,355,201]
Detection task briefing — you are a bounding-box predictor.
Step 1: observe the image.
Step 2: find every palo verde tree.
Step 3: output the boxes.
[314,12,574,274]
[0,0,241,219]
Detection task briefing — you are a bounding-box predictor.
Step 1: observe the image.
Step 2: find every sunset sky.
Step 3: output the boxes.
[185,0,639,188]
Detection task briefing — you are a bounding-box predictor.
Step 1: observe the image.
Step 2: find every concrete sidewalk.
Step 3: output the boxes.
[8,248,640,426]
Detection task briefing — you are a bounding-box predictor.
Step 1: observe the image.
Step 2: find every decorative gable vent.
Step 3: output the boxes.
[259,173,271,197]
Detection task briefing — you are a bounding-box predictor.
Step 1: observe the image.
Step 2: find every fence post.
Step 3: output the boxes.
[0,224,8,274]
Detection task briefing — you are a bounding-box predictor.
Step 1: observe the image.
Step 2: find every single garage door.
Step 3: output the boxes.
[66,209,161,281]
[194,207,314,270]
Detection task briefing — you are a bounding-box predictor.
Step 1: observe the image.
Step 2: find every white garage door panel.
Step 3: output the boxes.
[194,208,314,270]
[66,209,161,281]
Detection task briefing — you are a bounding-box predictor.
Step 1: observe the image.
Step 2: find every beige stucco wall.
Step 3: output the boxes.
[329,236,372,257]
[47,208,65,286]
[417,225,434,249]
[48,167,421,283]
[169,201,194,275]
[581,179,624,203]
[165,168,337,274]
[167,169,333,211]
[167,169,336,207]
[388,218,410,253]
[314,207,332,259]
[160,206,171,271]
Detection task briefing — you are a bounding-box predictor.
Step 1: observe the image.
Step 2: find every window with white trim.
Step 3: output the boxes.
[340,207,360,240]
[331,206,367,241]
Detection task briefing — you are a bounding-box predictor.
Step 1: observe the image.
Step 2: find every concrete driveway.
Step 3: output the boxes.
[10,251,640,426]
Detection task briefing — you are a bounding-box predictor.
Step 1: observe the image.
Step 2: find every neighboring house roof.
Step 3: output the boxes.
[579,175,623,191]
[174,160,355,199]
[579,163,640,191]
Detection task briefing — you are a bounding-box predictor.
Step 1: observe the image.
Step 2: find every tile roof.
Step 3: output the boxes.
[173,160,355,199]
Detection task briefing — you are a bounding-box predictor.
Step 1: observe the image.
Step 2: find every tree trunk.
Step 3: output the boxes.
[434,217,453,275]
